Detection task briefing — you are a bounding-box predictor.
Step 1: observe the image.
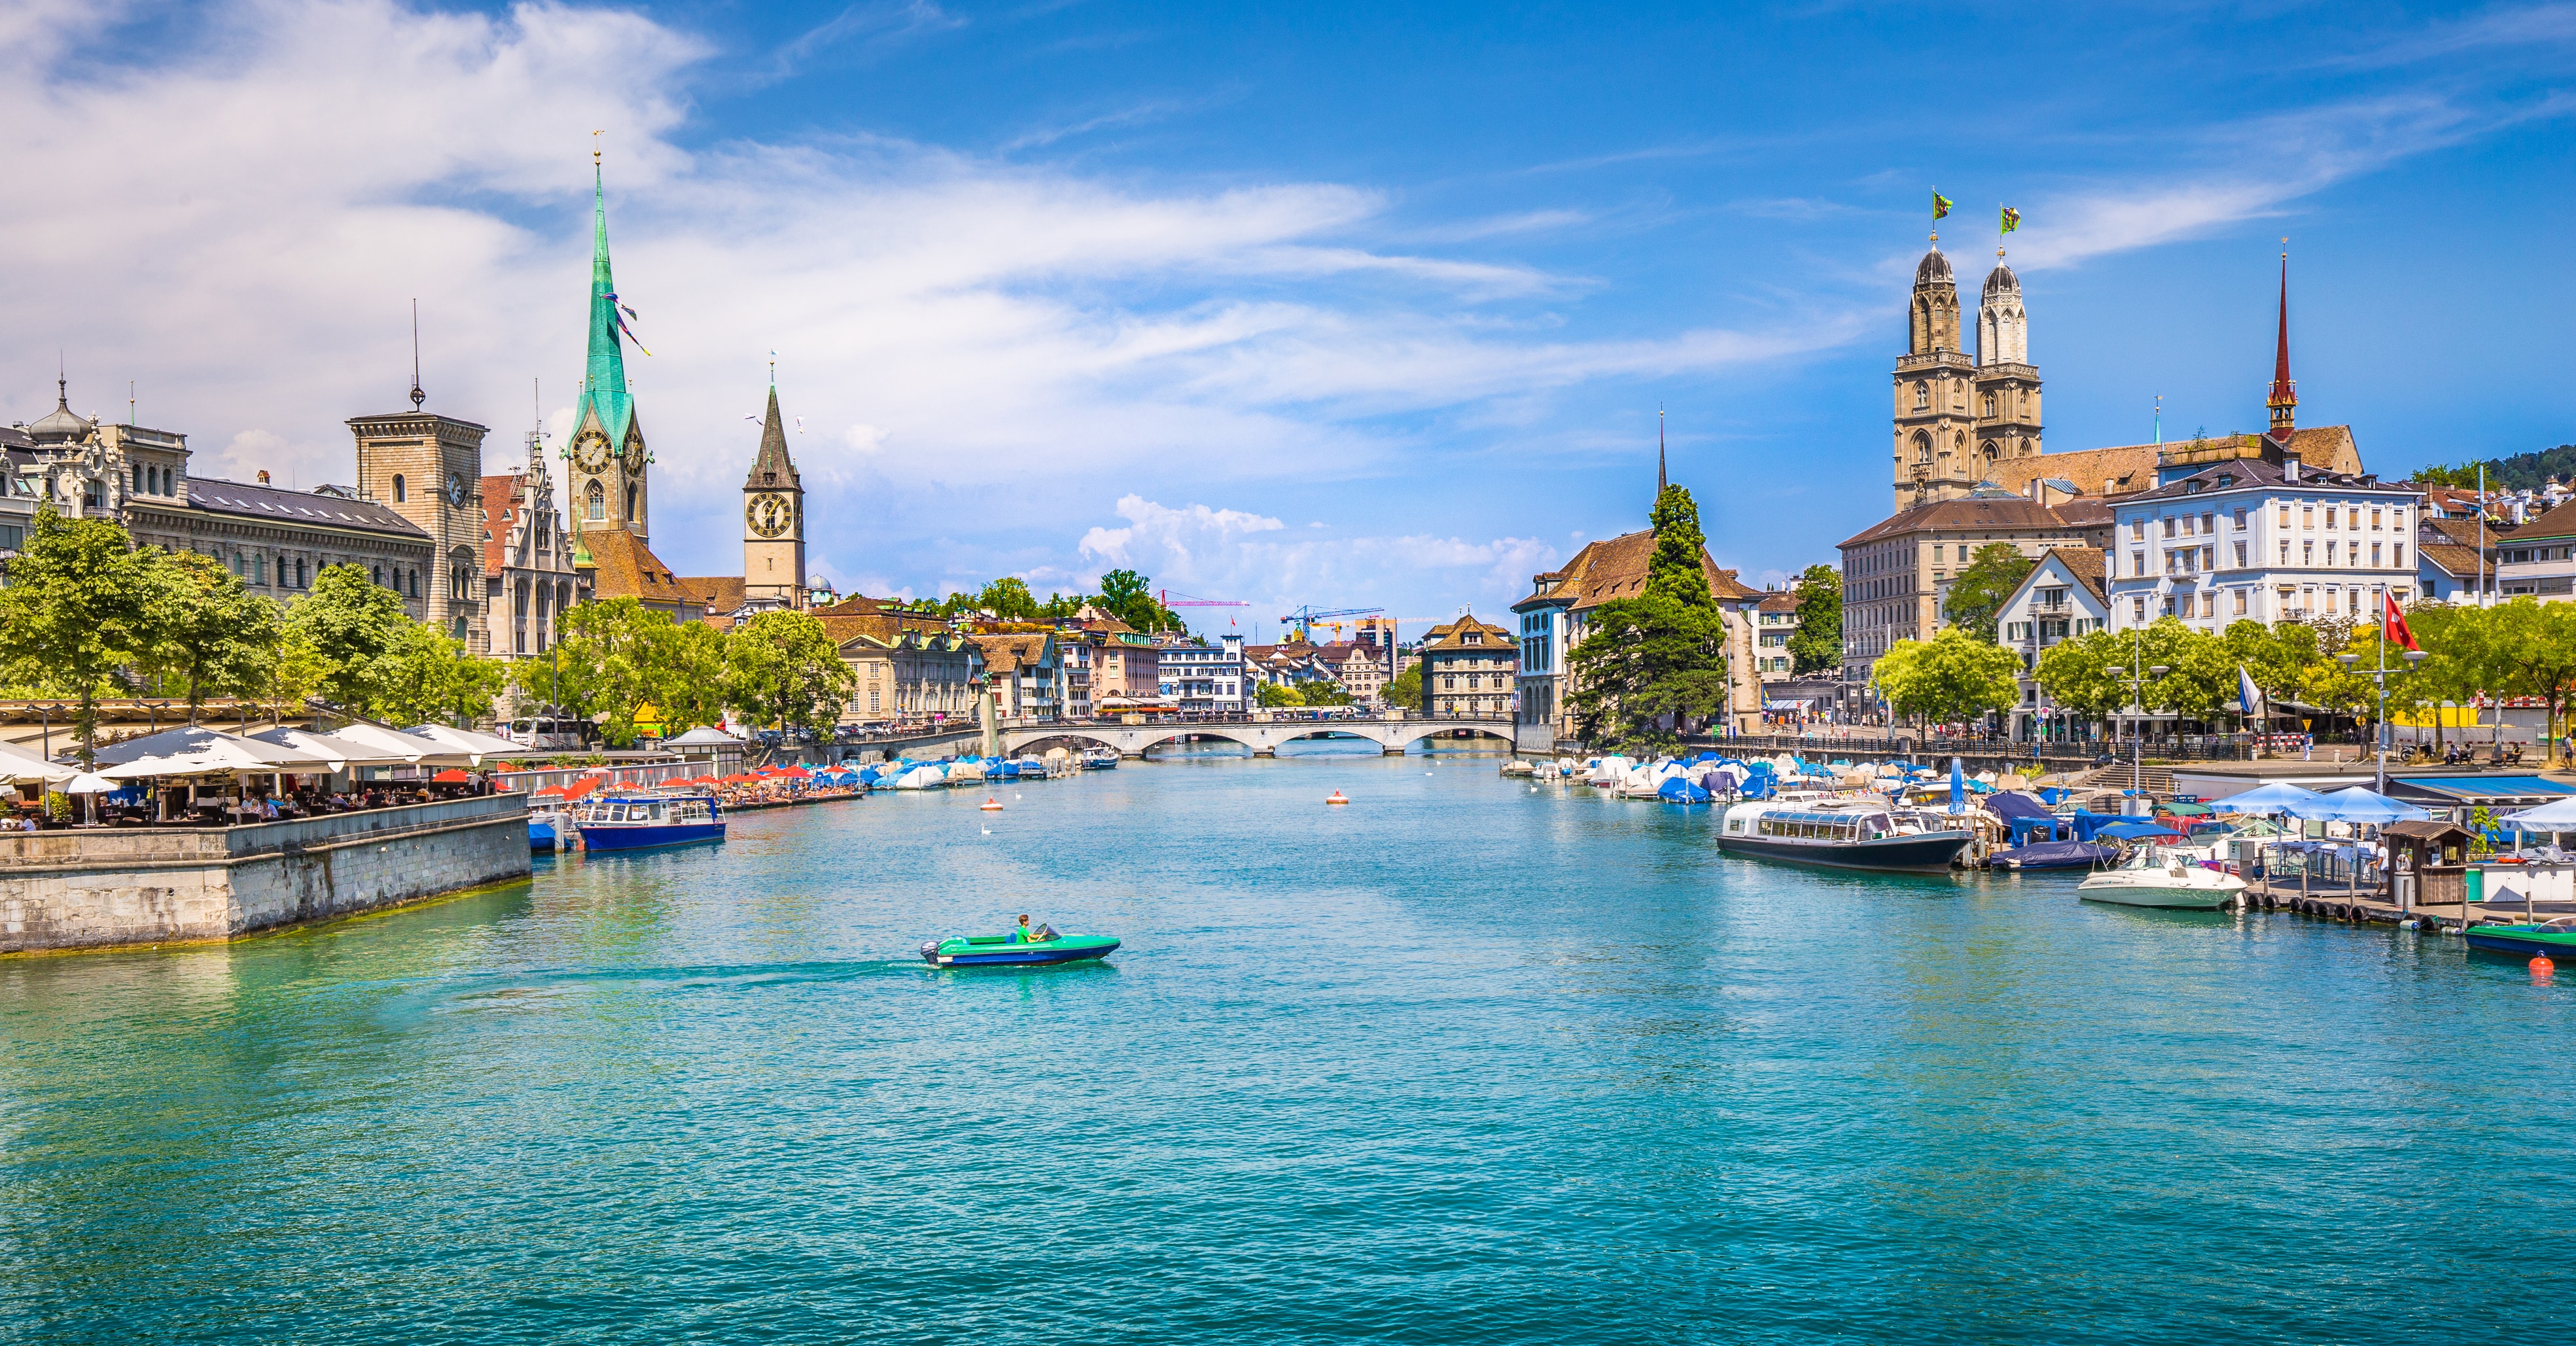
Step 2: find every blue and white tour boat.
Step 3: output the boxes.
[573,792,726,853]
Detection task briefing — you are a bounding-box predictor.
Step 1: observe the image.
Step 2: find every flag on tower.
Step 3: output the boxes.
[2384,591,2419,652]
[2000,205,2020,234]
[1932,191,1952,221]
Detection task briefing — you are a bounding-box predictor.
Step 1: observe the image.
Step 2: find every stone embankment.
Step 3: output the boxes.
[0,794,530,953]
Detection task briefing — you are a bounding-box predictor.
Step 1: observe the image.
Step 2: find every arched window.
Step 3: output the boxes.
[587,482,605,521]
[625,486,637,520]
[392,474,406,503]
[1983,393,1996,418]
[1983,440,2000,466]
[1912,431,1932,465]
[1913,381,1929,411]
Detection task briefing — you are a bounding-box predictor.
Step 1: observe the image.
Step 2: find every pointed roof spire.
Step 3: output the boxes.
[2266,243,2297,443]
[571,139,637,448]
[745,383,801,491]
[1657,406,1668,495]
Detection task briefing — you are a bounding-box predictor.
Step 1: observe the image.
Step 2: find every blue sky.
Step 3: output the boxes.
[5,1,2570,638]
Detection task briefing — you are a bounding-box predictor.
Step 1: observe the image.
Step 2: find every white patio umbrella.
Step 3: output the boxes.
[325,722,471,768]
[63,772,120,794]
[91,726,333,777]
[242,726,415,771]
[2501,795,2576,830]
[403,724,521,760]
[0,739,77,786]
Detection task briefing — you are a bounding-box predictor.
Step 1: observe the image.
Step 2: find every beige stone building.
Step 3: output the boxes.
[1838,488,2098,693]
[1419,613,1517,718]
[479,427,586,660]
[819,599,983,726]
[968,631,1063,722]
[1512,525,1770,742]
[349,409,491,647]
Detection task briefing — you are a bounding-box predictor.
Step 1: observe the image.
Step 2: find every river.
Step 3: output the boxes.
[2,740,2569,1343]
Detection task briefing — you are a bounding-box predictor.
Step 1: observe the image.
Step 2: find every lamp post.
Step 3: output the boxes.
[2340,646,2430,794]
[2106,661,2169,814]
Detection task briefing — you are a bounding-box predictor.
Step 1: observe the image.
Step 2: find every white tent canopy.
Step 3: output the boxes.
[402,724,518,762]
[94,728,333,781]
[0,739,77,787]
[326,722,471,768]
[242,726,417,771]
[2501,796,2576,830]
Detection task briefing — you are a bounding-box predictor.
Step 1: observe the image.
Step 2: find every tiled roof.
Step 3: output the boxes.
[2502,499,2576,541]
[2121,455,2405,505]
[2419,542,2486,578]
[1525,527,1763,611]
[2422,516,2498,549]
[576,527,694,610]
[1838,495,2089,548]
[480,473,524,573]
[679,575,747,614]
[1421,614,1512,650]
[1757,591,1803,612]
[181,477,429,537]
[2046,546,2108,602]
[1974,425,2363,503]
[968,632,1050,674]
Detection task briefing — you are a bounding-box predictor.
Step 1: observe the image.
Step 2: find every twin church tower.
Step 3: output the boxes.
[1892,243,2041,510]
[565,152,807,616]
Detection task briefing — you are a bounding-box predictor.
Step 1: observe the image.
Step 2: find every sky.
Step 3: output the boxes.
[4,0,2570,639]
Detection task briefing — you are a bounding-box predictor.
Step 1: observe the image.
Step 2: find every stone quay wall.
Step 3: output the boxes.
[0,794,531,953]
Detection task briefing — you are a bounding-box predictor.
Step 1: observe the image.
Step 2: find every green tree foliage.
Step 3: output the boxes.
[1565,485,1730,753]
[143,550,281,725]
[0,506,163,762]
[2033,628,2126,719]
[2410,463,2486,489]
[2412,444,2576,493]
[373,624,510,727]
[1097,569,1182,633]
[1298,679,1352,706]
[1785,564,1841,675]
[1384,662,1422,709]
[723,611,855,734]
[1873,628,2021,726]
[543,599,688,747]
[285,563,413,715]
[2486,599,2576,761]
[1939,543,2036,642]
[1256,681,1303,708]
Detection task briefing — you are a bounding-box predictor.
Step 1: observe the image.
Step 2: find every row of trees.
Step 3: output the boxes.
[1872,601,2576,756]
[534,600,855,747]
[932,568,1182,633]
[0,506,508,761]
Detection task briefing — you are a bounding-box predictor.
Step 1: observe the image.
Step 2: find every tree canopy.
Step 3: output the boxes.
[1565,484,1730,753]
[1873,628,2021,726]
[724,611,855,733]
[0,506,162,760]
[1940,543,2036,642]
[1786,564,1841,675]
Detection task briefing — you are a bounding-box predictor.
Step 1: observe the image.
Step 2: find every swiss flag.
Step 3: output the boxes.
[2384,591,2419,652]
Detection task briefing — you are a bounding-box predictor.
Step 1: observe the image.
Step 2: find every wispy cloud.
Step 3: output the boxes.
[1000,97,1194,152]
[767,0,966,80]
[1074,494,1558,618]
[2324,1,2576,69]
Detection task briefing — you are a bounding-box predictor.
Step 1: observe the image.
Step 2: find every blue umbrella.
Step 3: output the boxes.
[2212,781,2332,813]
[2293,787,2431,824]
[1948,757,1966,814]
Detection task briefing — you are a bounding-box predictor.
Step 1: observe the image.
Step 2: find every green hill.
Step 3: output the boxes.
[2413,444,2576,491]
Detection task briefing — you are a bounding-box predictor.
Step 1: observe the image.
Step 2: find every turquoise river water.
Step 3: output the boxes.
[3,741,2572,1343]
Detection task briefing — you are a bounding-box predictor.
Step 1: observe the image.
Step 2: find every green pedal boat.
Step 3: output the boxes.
[2464,917,2576,960]
[919,930,1120,968]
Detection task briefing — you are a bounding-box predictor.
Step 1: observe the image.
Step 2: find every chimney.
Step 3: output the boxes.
[257,470,270,485]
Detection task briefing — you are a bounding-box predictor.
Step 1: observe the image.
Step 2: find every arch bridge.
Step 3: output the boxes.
[1001,717,1520,758]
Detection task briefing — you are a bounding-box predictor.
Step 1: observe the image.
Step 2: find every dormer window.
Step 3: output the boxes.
[2216,474,2234,488]
[2185,481,2201,495]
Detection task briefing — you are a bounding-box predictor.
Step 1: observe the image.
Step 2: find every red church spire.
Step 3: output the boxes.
[2267,247,2297,443]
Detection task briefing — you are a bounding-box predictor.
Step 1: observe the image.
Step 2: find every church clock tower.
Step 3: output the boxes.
[742,382,805,609]
[567,149,650,542]
[1892,245,1978,512]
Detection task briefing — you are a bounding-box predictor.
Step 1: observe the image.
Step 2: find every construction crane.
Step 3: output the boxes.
[1278,605,1383,643]
[1159,590,1250,609]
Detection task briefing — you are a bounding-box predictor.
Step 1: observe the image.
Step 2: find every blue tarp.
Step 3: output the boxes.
[1994,840,2118,869]
[2095,821,2185,841]
[1657,777,1712,805]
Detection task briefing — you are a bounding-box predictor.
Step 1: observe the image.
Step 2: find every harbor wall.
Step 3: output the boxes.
[0,794,529,953]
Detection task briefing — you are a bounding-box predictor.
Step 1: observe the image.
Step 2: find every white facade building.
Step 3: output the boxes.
[1158,634,1246,715]
[2105,458,2418,633]
[1994,547,2109,739]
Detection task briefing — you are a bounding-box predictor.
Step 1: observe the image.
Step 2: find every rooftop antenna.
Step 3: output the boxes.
[1657,404,1667,496]
[128,380,135,429]
[2153,393,2163,446]
[409,299,425,410]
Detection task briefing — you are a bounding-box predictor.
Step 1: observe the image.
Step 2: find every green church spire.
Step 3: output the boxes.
[573,152,638,450]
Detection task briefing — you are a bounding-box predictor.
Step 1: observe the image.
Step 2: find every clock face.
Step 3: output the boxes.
[571,431,610,474]
[446,472,467,508]
[621,433,648,472]
[747,492,792,539]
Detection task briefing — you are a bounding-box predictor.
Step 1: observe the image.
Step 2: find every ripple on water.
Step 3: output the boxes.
[0,752,2569,1344]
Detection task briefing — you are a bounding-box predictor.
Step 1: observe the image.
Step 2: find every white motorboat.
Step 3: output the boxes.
[2076,845,2247,910]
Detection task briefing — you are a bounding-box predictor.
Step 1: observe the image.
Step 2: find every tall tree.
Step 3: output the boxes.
[540,598,667,747]
[1873,628,2020,726]
[1939,543,2036,642]
[373,624,510,727]
[1565,485,1731,752]
[723,611,854,734]
[2487,599,2576,762]
[646,619,731,737]
[0,506,162,762]
[2034,628,2127,724]
[286,563,412,717]
[144,551,281,724]
[1096,569,1180,632]
[1785,564,1841,675]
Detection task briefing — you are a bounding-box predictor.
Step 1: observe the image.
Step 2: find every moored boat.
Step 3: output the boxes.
[2463,917,2576,959]
[918,930,1120,967]
[1715,799,1973,873]
[1992,839,2118,870]
[1080,746,1120,771]
[2076,845,2244,909]
[573,792,726,852]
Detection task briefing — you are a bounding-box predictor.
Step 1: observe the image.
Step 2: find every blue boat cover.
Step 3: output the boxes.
[1657,777,1712,805]
[2094,821,2185,840]
[1996,840,2117,868]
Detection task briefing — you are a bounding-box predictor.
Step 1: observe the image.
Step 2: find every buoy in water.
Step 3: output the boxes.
[2534,955,2556,978]
[980,798,1004,811]
[1326,790,1349,806]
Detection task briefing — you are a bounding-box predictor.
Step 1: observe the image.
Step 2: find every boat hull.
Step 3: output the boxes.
[578,821,727,852]
[1714,832,1971,874]
[920,935,1120,967]
[2463,927,2576,958]
[2076,879,2240,910]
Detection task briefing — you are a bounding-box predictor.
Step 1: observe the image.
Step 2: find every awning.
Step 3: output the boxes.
[402,724,521,762]
[91,726,334,779]
[327,722,472,768]
[1761,699,1815,711]
[0,739,77,786]
[243,726,418,771]
[2384,775,2576,807]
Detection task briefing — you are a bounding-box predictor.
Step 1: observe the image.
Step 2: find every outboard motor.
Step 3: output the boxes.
[919,940,943,964]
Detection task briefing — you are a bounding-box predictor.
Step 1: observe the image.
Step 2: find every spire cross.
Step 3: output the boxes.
[409,298,425,410]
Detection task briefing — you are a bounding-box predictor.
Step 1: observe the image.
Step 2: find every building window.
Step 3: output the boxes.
[393,474,406,503]
[2133,551,2146,576]
[587,483,604,521]
[2163,517,2177,538]
[2393,544,2405,569]
[2200,593,2215,618]
[2132,597,2145,622]
[2233,508,2248,529]
[625,486,637,520]
[2234,541,2248,568]
[1913,381,1929,411]
[2234,590,2248,615]
[256,556,268,585]
[2130,520,2145,542]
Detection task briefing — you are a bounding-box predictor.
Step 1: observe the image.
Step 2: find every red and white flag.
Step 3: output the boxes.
[2384,591,2418,652]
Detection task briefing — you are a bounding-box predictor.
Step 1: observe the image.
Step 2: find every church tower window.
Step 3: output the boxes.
[588,482,605,521]
[1913,381,1929,411]
[393,474,406,503]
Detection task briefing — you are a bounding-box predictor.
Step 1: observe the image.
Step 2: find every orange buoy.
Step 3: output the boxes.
[1325,790,1349,806]
[2533,955,2556,978]
[979,797,1004,811]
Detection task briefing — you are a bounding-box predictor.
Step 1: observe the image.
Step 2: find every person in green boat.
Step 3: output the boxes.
[1012,915,1056,944]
